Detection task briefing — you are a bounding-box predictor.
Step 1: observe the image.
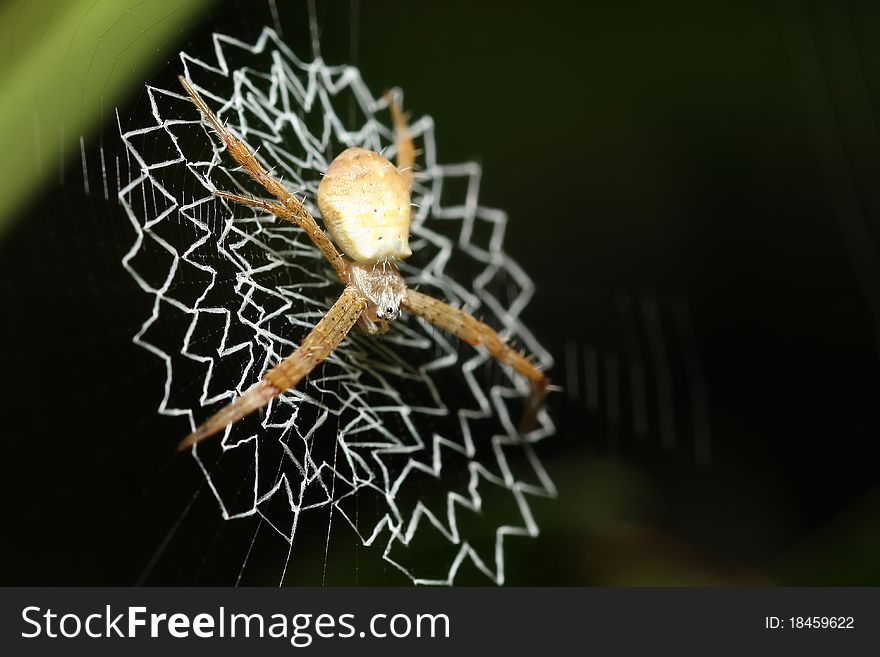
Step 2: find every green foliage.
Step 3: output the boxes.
[0,0,214,238]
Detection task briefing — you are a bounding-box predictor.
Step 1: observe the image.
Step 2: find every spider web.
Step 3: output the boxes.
[118,26,555,585]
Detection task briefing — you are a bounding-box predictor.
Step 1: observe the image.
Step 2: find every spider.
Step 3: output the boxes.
[177,76,549,450]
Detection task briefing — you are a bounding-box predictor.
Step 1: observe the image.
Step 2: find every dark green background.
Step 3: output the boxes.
[1,0,878,585]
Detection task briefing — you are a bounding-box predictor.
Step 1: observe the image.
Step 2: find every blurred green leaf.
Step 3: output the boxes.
[0,0,214,238]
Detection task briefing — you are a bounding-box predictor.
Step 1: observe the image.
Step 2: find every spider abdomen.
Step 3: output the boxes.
[317,147,412,263]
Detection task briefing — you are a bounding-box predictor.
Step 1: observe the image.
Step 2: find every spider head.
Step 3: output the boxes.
[348,260,407,325]
[371,272,404,321]
[375,302,399,322]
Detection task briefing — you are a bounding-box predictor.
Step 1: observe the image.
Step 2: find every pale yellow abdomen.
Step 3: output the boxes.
[317,147,413,263]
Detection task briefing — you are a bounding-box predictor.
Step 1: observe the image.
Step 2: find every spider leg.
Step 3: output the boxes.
[179,76,347,280]
[213,191,286,217]
[179,286,367,450]
[401,289,550,433]
[384,91,415,189]
[213,191,348,276]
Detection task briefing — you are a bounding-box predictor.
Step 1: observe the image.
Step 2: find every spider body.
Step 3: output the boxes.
[177,76,548,451]
[318,147,413,263]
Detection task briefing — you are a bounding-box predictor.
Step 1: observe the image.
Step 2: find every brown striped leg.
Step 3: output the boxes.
[179,76,348,280]
[179,286,367,450]
[384,91,416,189]
[401,289,549,433]
[212,191,349,280]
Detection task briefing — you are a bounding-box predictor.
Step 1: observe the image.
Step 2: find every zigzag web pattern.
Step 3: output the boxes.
[119,27,556,585]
